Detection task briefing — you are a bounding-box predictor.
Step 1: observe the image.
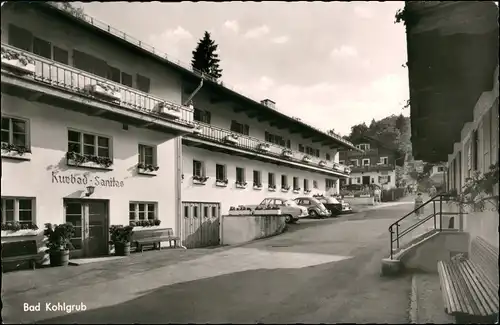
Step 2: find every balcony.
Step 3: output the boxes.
[1,44,195,135]
[349,164,395,173]
[183,122,351,177]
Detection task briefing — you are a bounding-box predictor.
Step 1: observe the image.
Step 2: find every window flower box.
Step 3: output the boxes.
[137,163,159,176]
[254,206,282,215]
[333,163,343,171]
[344,167,351,174]
[85,83,121,102]
[228,206,253,216]
[224,134,239,145]
[268,185,277,192]
[1,222,41,238]
[193,126,203,134]
[1,143,32,160]
[130,219,162,231]
[1,48,36,75]
[216,179,228,187]
[319,160,327,167]
[281,186,291,193]
[253,183,263,190]
[235,181,247,189]
[66,151,113,169]
[293,188,301,194]
[155,101,181,119]
[258,143,270,152]
[282,149,293,159]
[193,175,209,185]
[304,189,312,194]
[303,155,312,163]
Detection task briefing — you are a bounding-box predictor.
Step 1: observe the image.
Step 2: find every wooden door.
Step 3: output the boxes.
[182,201,220,248]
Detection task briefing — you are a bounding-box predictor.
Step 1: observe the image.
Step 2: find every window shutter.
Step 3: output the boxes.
[53,46,69,64]
[8,24,32,51]
[33,37,52,59]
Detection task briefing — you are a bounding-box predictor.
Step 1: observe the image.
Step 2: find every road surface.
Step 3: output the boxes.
[2,201,415,324]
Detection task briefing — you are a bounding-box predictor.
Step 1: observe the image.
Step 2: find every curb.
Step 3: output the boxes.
[409,274,418,324]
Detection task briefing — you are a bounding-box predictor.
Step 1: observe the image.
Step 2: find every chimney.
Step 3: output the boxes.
[260,99,276,109]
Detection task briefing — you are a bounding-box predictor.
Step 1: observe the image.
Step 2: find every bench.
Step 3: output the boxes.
[1,239,39,271]
[132,228,180,253]
[437,236,499,323]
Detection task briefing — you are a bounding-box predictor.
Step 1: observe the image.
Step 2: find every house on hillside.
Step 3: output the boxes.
[428,164,446,188]
[338,136,400,189]
[0,2,359,253]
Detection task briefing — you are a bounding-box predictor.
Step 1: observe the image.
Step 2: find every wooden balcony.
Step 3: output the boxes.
[349,164,394,173]
[1,44,195,136]
[183,122,351,177]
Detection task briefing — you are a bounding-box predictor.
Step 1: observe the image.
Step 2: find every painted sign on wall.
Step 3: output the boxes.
[51,171,124,188]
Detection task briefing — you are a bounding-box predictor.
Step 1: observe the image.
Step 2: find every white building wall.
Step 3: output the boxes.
[1,95,178,232]
[348,170,397,188]
[182,146,339,214]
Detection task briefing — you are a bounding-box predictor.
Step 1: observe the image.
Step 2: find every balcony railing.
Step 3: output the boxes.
[1,44,194,125]
[189,122,350,176]
[349,164,395,172]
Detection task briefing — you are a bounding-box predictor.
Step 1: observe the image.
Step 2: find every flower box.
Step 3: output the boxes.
[253,184,263,190]
[303,156,312,163]
[224,134,239,145]
[155,102,181,119]
[304,190,312,194]
[360,194,372,198]
[193,176,209,185]
[1,228,43,238]
[131,225,164,232]
[281,187,290,193]
[258,143,270,152]
[235,182,247,189]
[228,210,253,216]
[86,83,121,102]
[333,163,343,171]
[193,126,203,134]
[293,189,301,194]
[1,145,32,161]
[344,167,351,174]
[216,180,228,187]
[282,150,293,159]
[319,160,327,167]
[137,164,159,176]
[1,57,36,75]
[66,152,113,170]
[253,209,282,216]
[268,187,277,192]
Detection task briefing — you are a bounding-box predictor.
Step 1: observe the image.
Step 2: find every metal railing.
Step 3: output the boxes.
[1,44,194,125]
[388,193,461,259]
[44,2,356,150]
[190,122,350,175]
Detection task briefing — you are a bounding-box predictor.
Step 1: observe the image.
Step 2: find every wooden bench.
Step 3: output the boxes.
[437,236,499,323]
[132,228,180,253]
[1,239,39,271]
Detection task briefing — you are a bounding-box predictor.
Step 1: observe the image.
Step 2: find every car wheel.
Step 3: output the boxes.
[309,210,319,218]
[291,218,299,224]
[285,215,292,223]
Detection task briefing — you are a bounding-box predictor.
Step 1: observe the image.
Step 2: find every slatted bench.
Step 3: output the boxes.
[1,239,39,271]
[132,228,180,253]
[437,236,499,324]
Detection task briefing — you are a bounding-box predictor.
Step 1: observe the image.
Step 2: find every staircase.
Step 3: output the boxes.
[381,194,461,276]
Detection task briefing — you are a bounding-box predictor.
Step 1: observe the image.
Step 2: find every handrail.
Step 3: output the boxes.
[389,193,444,230]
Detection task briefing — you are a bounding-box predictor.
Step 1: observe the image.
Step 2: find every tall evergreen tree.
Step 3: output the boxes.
[191,31,223,80]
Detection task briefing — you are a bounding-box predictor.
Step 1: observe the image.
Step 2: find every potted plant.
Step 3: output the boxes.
[44,223,75,267]
[109,225,134,256]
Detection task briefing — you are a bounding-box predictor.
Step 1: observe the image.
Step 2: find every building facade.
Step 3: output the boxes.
[339,140,397,189]
[1,2,357,252]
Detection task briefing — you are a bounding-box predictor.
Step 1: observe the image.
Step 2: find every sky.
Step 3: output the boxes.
[79,1,409,136]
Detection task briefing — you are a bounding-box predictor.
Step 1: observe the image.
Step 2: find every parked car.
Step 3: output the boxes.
[293,197,331,218]
[317,196,353,215]
[256,197,309,223]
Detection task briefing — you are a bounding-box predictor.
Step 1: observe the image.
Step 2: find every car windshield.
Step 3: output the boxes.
[321,197,340,204]
[285,200,297,206]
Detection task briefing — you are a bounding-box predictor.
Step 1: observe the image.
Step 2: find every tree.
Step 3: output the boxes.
[49,2,85,19]
[191,31,223,80]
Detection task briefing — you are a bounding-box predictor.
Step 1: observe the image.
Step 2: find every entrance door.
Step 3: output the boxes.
[182,201,220,248]
[362,176,371,185]
[64,200,109,258]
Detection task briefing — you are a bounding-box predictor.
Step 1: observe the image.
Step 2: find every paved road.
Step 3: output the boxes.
[3,202,415,324]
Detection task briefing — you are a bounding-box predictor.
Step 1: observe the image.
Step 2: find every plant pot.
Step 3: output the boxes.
[49,249,70,267]
[114,242,131,256]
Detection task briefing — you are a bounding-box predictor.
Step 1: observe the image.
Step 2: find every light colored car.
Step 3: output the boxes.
[256,197,309,223]
[293,197,331,218]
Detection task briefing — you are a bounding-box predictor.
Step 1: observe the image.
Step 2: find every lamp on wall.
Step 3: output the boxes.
[85,185,95,197]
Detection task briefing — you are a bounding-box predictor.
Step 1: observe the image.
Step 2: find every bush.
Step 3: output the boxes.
[109,225,134,244]
[44,223,75,251]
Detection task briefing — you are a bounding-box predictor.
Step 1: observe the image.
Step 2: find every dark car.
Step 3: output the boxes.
[314,196,343,216]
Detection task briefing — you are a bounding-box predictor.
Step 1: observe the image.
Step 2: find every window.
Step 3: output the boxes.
[129,202,157,223]
[357,177,361,183]
[216,164,226,181]
[1,197,35,226]
[339,160,345,165]
[281,174,288,187]
[230,120,249,136]
[8,24,32,51]
[121,72,133,87]
[53,46,69,65]
[387,175,391,183]
[193,108,211,124]
[380,157,389,165]
[371,178,375,183]
[437,166,445,172]
[33,37,52,59]
[268,172,276,187]
[472,129,479,171]
[136,74,151,93]
[293,177,299,189]
[350,159,358,166]
[482,109,491,172]
[253,170,261,185]
[1,116,29,149]
[302,145,320,157]
[313,180,318,189]
[138,144,155,166]
[67,130,111,158]
[193,160,205,177]
[265,131,291,148]
[326,178,336,190]
[108,66,133,87]
[304,179,310,191]
[73,50,108,78]
[356,143,370,151]
[298,144,305,153]
[326,153,331,161]
[236,167,245,183]
[362,158,370,166]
